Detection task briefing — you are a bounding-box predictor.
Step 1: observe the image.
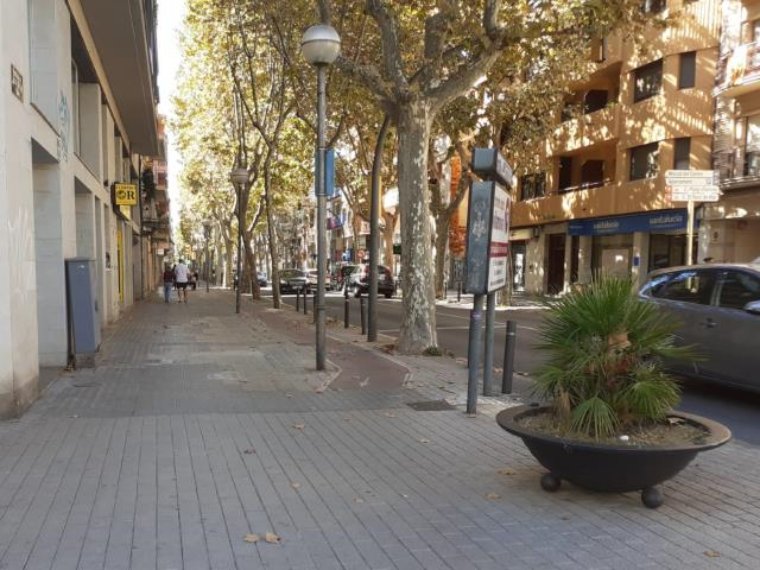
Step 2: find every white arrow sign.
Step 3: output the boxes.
[669,186,721,202]
[665,169,717,186]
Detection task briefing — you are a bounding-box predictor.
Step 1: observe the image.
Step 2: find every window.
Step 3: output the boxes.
[717,271,760,310]
[673,138,691,170]
[651,270,716,305]
[584,90,609,114]
[678,52,696,89]
[559,157,573,192]
[519,172,546,201]
[641,0,666,14]
[633,59,663,102]
[629,143,659,180]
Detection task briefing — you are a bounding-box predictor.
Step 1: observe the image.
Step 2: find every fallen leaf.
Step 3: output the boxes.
[353,497,365,504]
[497,468,516,476]
[315,385,327,394]
[264,532,281,544]
[243,533,260,543]
[486,492,501,500]
[291,482,301,489]
[418,438,430,444]
[243,448,256,455]
[704,550,721,558]
[292,422,305,431]
[384,412,396,418]
[285,393,294,399]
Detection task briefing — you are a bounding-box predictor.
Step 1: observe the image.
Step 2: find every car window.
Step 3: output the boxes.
[717,271,760,310]
[650,269,716,305]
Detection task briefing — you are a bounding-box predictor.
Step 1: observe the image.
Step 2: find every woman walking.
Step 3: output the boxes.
[162,264,174,303]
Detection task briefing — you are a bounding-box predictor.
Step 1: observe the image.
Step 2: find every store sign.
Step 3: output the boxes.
[568,209,687,236]
[115,183,138,206]
[465,180,510,294]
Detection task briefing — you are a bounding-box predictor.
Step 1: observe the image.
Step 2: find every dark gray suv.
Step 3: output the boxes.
[639,263,760,391]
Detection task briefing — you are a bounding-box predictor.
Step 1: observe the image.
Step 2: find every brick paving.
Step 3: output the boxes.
[0,289,757,569]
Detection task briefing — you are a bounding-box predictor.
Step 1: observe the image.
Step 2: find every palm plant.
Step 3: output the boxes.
[533,275,691,440]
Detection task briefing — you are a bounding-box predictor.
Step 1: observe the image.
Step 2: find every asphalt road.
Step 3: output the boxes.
[270,289,760,447]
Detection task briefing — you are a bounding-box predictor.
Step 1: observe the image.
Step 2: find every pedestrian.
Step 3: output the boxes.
[174,258,190,303]
[162,264,174,303]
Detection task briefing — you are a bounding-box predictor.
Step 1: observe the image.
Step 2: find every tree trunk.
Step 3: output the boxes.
[434,216,449,299]
[224,237,234,289]
[396,101,437,353]
[264,167,281,309]
[382,211,396,269]
[244,229,261,300]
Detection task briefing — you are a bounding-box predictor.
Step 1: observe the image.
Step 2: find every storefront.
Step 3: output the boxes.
[508,228,532,293]
[568,208,689,284]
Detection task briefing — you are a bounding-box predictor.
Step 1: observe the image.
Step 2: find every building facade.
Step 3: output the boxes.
[0,0,163,417]
[708,0,760,262]
[510,0,722,295]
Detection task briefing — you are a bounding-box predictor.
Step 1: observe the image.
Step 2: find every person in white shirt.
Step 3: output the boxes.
[174,259,190,303]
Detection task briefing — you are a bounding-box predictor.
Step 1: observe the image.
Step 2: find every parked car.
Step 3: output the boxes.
[257,272,268,287]
[638,263,760,391]
[278,269,309,293]
[332,264,359,292]
[306,269,332,291]
[345,263,396,298]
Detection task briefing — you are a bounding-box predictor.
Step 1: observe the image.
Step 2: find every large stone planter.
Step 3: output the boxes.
[496,405,731,508]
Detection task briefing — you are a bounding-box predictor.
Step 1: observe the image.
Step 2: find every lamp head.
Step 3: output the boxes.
[300,24,341,66]
[230,167,249,187]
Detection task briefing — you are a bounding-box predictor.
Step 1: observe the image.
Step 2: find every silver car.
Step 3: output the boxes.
[639,263,760,391]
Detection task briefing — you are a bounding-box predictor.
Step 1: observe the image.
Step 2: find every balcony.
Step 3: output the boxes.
[714,145,760,190]
[716,41,760,98]
[550,103,620,156]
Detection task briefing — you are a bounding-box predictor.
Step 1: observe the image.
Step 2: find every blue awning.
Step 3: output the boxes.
[568,209,688,236]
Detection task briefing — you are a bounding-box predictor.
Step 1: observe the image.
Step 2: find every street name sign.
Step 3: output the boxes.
[669,186,721,202]
[471,148,513,188]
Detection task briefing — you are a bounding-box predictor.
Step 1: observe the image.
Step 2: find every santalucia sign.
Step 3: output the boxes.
[568,209,687,236]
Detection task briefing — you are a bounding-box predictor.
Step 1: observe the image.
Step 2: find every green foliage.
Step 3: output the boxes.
[534,275,691,439]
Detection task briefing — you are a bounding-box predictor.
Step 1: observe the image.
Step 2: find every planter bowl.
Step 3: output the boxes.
[496,405,731,507]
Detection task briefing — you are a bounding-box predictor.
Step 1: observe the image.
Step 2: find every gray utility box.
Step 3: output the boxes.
[65,258,100,367]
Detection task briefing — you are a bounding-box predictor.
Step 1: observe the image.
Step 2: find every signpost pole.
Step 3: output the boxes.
[686,199,695,266]
[466,294,484,415]
[482,292,496,396]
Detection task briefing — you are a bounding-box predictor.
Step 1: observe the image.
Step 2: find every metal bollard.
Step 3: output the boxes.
[312,293,317,323]
[360,296,367,335]
[502,320,517,394]
[344,294,350,328]
[303,288,308,315]
[295,289,300,312]
[457,281,462,303]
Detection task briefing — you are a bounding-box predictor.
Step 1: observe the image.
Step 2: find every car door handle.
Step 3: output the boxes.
[702,318,717,329]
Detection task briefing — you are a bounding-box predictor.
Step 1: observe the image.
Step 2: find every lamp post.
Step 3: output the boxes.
[301,23,340,371]
[230,167,248,314]
[203,220,211,293]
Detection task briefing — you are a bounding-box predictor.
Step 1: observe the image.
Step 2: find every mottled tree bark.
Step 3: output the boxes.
[396,101,437,353]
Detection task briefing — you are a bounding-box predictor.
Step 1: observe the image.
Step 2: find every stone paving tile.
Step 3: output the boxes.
[0,291,757,569]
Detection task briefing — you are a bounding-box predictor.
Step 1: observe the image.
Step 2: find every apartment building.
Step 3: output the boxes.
[708,0,760,261]
[0,0,164,417]
[509,0,721,295]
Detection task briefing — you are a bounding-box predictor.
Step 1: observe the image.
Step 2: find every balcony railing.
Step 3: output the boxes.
[716,41,760,93]
[715,146,760,185]
[558,179,610,194]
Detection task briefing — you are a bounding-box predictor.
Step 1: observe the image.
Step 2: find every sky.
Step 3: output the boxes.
[156,0,187,233]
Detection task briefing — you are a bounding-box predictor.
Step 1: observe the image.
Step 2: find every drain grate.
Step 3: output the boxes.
[406,399,456,412]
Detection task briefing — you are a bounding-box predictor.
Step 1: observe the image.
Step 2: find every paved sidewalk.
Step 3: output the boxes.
[0,290,757,569]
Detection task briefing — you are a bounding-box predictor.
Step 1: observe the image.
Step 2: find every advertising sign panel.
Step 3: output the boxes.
[464,181,510,294]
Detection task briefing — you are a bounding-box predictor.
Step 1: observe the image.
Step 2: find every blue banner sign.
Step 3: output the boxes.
[568,209,687,236]
[315,147,336,198]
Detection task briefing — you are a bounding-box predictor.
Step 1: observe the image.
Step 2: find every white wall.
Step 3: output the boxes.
[1,0,41,415]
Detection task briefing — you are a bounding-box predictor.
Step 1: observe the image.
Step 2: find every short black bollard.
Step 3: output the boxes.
[295,289,301,312]
[344,293,350,328]
[502,320,517,394]
[360,296,367,335]
[457,281,462,303]
[303,288,308,315]
[312,293,317,323]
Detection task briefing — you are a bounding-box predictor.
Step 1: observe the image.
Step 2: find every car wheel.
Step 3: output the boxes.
[384,291,392,299]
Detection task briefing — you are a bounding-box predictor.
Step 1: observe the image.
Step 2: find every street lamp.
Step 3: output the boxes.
[301,23,340,372]
[230,167,248,314]
[203,220,212,293]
